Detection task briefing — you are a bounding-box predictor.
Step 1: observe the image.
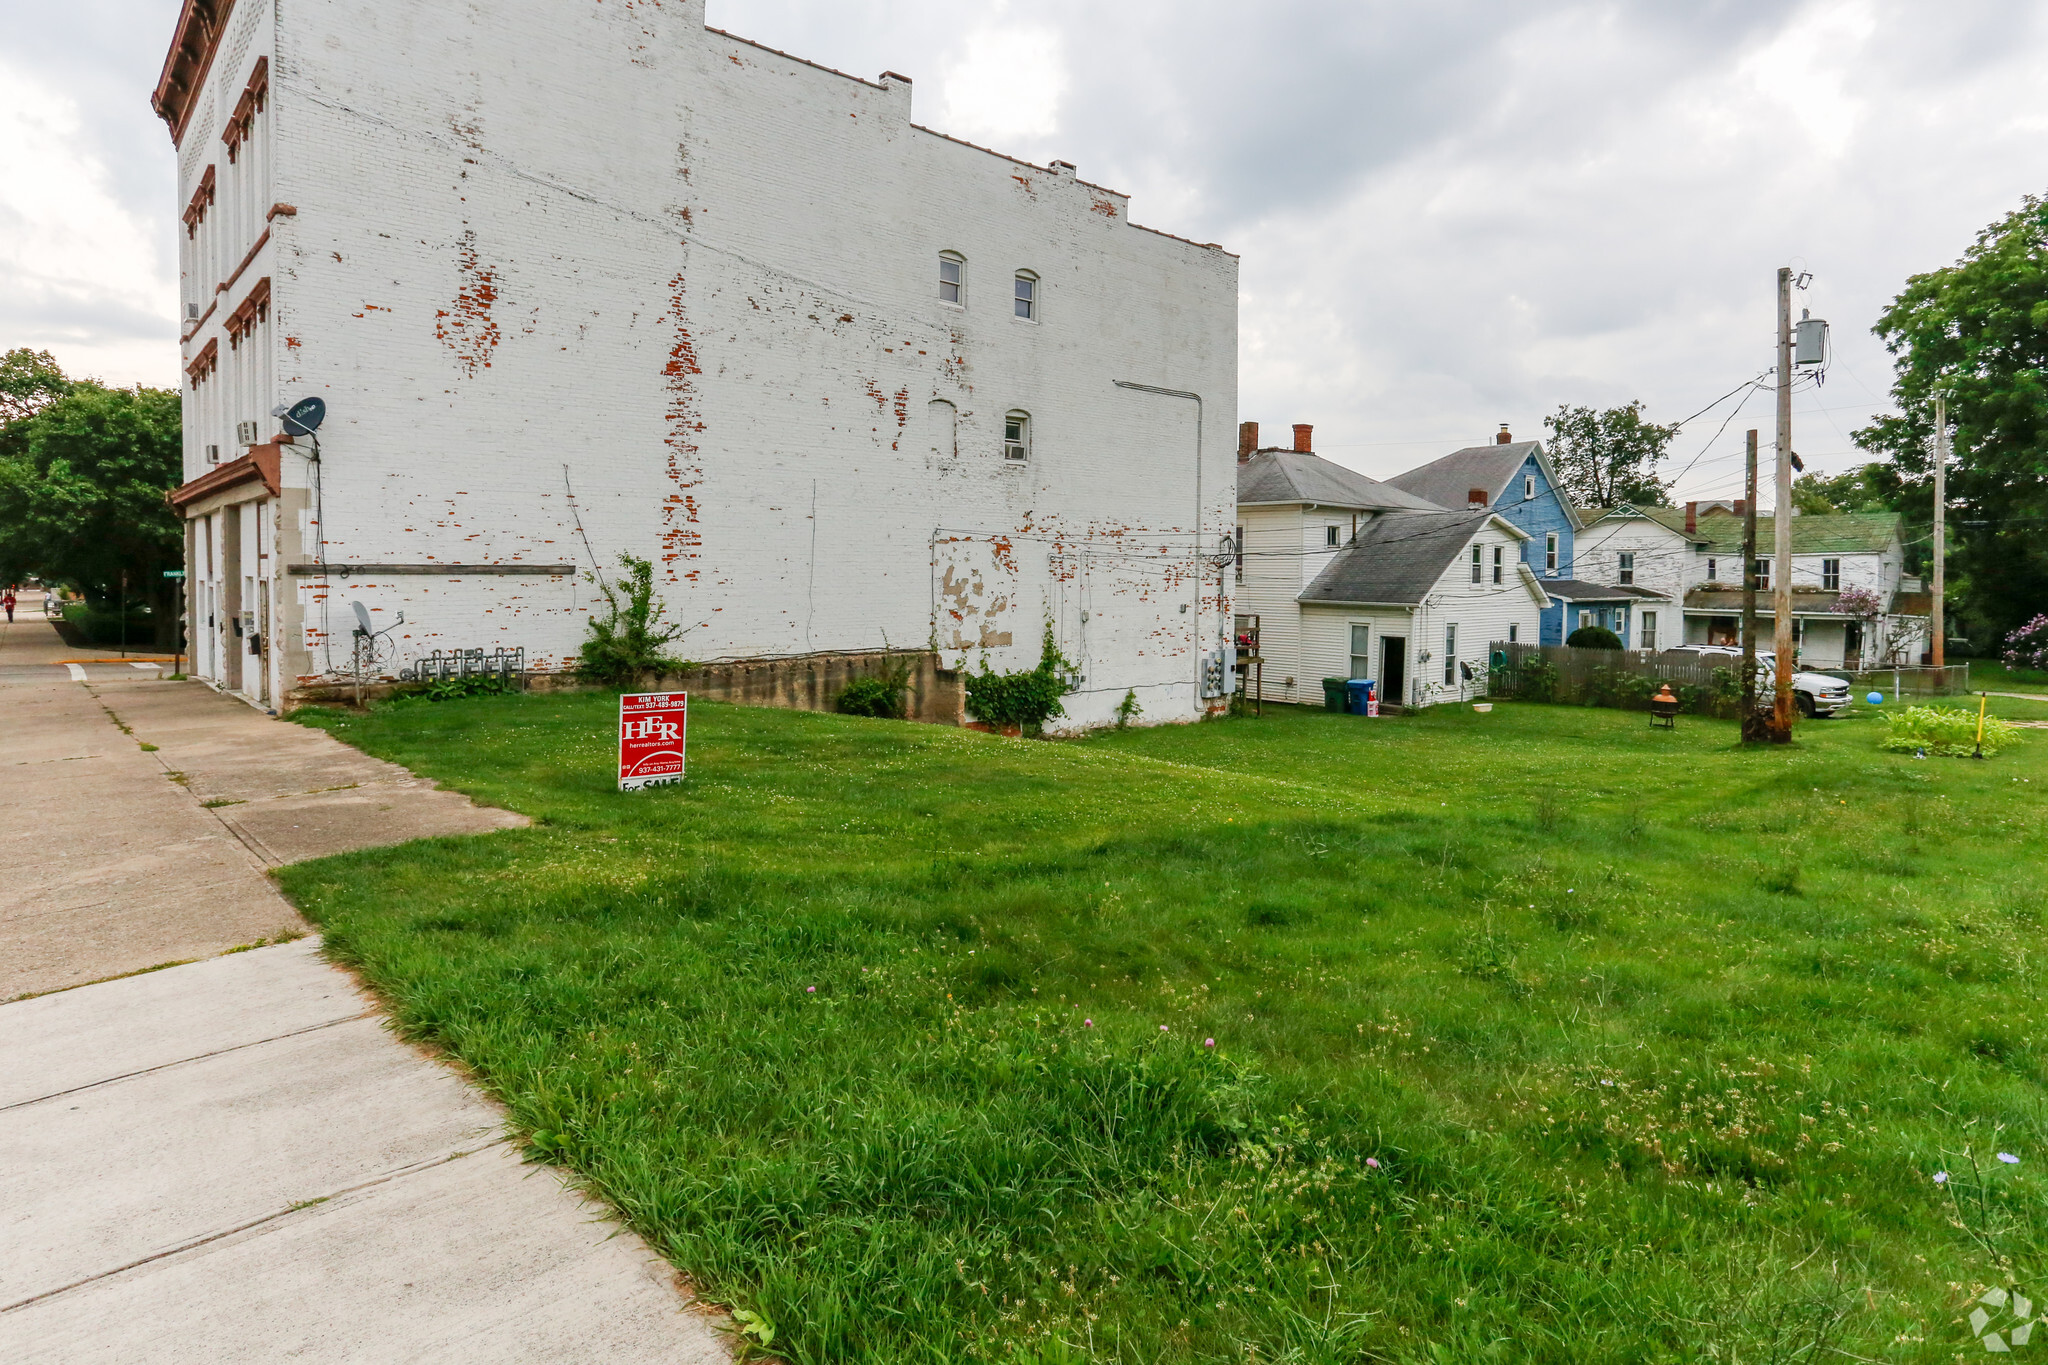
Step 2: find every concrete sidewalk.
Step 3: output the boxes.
[1,646,729,1360]
[0,940,727,1362]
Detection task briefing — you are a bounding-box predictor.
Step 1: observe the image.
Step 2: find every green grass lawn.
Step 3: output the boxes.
[1966,659,2048,694]
[283,693,2048,1364]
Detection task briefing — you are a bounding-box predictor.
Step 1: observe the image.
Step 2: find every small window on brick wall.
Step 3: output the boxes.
[1003,410,1030,461]
[1014,270,1038,320]
[939,251,965,305]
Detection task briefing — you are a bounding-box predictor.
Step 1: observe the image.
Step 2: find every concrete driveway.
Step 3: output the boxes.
[0,612,728,1361]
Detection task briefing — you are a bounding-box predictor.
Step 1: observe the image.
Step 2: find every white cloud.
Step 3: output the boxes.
[0,56,176,386]
[935,16,1066,150]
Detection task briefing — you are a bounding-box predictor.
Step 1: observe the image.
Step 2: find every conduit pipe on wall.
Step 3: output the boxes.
[1112,379,1206,703]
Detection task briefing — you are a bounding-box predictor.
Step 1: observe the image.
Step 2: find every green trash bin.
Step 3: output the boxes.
[1322,677,1347,712]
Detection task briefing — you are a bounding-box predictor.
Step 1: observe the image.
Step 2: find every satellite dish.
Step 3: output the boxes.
[279,396,326,438]
[351,601,374,637]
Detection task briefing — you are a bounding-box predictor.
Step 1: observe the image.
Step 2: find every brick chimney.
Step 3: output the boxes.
[1496,424,1513,445]
[1685,501,1698,534]
[1238,421,1258,462]
[1468,488,1489,510]
[1732,498,1748,518]
[1293,423,1312,453]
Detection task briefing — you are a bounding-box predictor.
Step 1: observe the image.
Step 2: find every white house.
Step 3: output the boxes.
[1576,503,1928,667]
[155,0,1239,727]
[1235,424,1549,707]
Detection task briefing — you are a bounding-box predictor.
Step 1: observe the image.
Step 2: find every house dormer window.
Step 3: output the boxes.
[1524,474,1536,501]
[939,251,964,305]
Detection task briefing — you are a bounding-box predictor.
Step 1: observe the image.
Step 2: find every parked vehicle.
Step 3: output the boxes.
[1660,644,1853,716]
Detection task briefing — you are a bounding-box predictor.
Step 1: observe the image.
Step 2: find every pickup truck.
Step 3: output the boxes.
[1660,645,1855,717]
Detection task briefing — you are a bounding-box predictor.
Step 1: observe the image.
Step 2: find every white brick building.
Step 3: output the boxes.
[156,0,1238,726]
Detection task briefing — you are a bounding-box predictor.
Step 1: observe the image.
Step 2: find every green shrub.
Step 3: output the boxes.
[1510,654,1559,702]
[1566,625,1623,650]
[1880,704,2021,757]
[392,673,515,704]
[578,553,691,688]
[964,624,1075,735]
[838,663,910,719]
[1114,689,1143,729]
[62,600,155,646]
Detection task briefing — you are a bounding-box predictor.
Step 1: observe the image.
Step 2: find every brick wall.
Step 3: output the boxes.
[189,0,1241,729]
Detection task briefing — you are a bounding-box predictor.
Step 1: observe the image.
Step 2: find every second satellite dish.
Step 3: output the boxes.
[351,601,374,637]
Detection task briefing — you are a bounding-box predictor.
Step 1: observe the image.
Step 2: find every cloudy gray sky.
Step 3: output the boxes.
[5,0,2045,501]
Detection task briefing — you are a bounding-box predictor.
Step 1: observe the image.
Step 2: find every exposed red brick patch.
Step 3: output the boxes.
[434,229,501,378]
[1090,196,1119,218]
[659,264,705,583]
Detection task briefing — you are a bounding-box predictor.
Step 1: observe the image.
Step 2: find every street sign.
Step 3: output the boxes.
[163,570,186,579]
[618,691,687,791]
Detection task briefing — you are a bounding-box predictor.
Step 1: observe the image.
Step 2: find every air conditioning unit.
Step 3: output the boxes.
[205,443,221,464]
[236,420,261,445]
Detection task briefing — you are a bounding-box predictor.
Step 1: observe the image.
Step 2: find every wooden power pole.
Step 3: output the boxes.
[1741,429,1764,742]
[1932,392,1947,670]
[1771,268,1796,742]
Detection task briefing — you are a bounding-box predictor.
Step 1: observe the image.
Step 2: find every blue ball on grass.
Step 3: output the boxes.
[1866,692,1884,706]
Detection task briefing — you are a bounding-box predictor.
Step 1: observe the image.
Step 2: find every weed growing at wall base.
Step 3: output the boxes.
[284,695,2048,1362]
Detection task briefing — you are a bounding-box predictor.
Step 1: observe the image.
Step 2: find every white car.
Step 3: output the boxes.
[1661,645,1853,717]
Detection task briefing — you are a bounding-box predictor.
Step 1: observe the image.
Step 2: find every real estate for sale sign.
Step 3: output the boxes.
[618,692,687,791]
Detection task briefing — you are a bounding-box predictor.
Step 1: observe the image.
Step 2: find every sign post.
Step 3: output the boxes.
[618,691,687,791]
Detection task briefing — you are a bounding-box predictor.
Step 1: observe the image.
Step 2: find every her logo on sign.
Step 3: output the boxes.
[618,692,687,791]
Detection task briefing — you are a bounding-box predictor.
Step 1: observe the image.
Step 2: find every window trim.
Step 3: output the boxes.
[1349,622,1371,681]
[1641,609,1657,652]
[1470,544,1482,584]
[1443,623,1457,686]
[1013,269,1039,322]
[1753,557,1771,591]
[1002,409,1031,462]
[938,251,965,306]
[1617,550,1635,585]
[1545,531,1559,573]
[1524,474,1536,501]
[1325,524,1341,548]
[1821,557,1840,591]
[1492,545,1503,584]
[1508,622,1520,644]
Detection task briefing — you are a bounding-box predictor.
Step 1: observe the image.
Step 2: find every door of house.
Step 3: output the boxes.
[1379,635,1406,707]
[1844,621,1863,668]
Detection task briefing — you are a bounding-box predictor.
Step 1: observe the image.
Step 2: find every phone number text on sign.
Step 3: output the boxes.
[618,692,687,791]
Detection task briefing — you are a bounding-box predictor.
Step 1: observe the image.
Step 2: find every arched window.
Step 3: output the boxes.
[938,251,965,305]
[927,398,957,461]
[1003,410,1030,462]
[1013,270,1038,321]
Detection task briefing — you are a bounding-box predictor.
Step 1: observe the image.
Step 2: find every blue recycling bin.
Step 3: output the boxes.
[1345,679,1376,715]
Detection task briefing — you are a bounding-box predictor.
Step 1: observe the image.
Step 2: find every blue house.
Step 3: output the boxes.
[1386,428,1599,644]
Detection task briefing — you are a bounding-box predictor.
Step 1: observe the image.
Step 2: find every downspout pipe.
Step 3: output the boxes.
[1113,380,1206,705]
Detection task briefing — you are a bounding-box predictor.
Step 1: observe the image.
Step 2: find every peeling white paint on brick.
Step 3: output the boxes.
[168,0,1237,728]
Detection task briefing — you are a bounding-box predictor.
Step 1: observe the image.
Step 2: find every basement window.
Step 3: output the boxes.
[1014,271,1038,321]
[1003,410,1030,461]
[939,251,965,305]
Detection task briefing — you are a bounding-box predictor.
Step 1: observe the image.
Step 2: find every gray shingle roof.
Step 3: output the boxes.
[1237,450,1444,511]
[1383,441,1544,512]
[1538,578,1668,602]
[1297,510,1497,606]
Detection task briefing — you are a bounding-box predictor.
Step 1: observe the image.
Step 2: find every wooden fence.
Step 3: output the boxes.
[1485,644,1972,716]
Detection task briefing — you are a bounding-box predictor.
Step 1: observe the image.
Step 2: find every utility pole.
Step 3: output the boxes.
[1741,429,1765,743]
[1932,392,1947,671]
[1770,267,1796,742]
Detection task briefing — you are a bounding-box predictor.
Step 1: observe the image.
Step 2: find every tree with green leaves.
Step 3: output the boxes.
[1856,193,2048,643]
[1790,465,1905,518]
[0,367,184,643]
[0,348,72,425]
[1543,401,1679,508]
